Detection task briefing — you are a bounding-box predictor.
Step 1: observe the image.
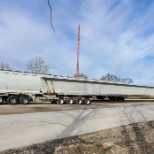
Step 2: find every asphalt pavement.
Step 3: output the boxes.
[0,105,154,152]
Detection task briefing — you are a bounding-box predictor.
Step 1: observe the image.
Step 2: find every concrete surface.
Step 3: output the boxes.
[0,105,154,152]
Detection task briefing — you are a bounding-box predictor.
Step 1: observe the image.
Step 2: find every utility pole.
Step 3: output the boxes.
[76,25,80,78]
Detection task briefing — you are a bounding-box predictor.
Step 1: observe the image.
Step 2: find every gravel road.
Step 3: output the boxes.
[1,101,154,115]
[0,105,154,152]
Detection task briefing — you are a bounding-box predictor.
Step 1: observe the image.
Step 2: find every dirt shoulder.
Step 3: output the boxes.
[0,100,154,115]
[3,120,154,154]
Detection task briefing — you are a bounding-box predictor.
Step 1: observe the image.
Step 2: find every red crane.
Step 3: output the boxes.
[76,25,80,78]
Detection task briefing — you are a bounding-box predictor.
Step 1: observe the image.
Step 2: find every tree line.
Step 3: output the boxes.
[74,73,133,84]
[0,57,133,84]
[0,57,48,74]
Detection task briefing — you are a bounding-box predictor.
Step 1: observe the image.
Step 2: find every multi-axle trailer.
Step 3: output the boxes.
[0,70,154,105]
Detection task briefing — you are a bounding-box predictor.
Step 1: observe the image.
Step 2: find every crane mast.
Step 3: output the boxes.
[76,25,80,77]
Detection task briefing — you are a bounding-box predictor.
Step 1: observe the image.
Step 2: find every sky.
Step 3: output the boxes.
[0,0,154,85]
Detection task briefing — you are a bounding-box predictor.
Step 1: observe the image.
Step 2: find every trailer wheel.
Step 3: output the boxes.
[51,100,57,104]
[20,96,30,104]
[113,97,118,101]
[77,99,82,104]
[0,97,4,104]
[57,99,64,104]
[117,97,124,102]
[120,97,125,101]
[7,96,18,105]
[85,99,91,105]
[68,98,74,104]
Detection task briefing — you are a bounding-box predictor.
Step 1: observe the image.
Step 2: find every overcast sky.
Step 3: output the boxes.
[0,0,154,85]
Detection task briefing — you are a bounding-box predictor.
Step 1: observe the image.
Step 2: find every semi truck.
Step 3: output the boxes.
[0,70,154,105]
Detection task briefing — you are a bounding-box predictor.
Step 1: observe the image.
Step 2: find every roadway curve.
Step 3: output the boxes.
[0,105,154,152]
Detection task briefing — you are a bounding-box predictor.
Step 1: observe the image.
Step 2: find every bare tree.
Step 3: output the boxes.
[26,57,49,74]
[100,73,133,84]
[0,62,12,70]
[74,73,88,79]
[100,73,121,82]
[121,78,133,84]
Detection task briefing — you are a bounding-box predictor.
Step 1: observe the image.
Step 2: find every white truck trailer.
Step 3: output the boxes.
[0,70,154,105]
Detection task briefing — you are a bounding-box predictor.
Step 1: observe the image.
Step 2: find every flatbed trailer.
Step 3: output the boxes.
[0,70,154,105]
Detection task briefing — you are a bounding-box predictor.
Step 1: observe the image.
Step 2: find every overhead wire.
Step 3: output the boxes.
[48,0,55,32]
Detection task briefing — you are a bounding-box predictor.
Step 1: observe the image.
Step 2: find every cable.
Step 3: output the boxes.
[48,0,55,32]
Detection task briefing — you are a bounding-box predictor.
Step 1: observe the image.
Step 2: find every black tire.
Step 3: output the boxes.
[68,98,74,104]
[121,97,125,101]
[20,96,30,104]
[57,99,64,104]
[109,97,114,101]
[7,96,18,105]
[113,97,118,101]
[85,99,91,105]
[0,97,4,104]
[51,100,57,104]
[77,99,83,104]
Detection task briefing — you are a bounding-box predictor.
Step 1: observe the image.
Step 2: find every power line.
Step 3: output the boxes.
[48,0,55,32]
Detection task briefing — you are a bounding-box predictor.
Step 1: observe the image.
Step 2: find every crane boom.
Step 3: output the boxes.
[76,25,80,77]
